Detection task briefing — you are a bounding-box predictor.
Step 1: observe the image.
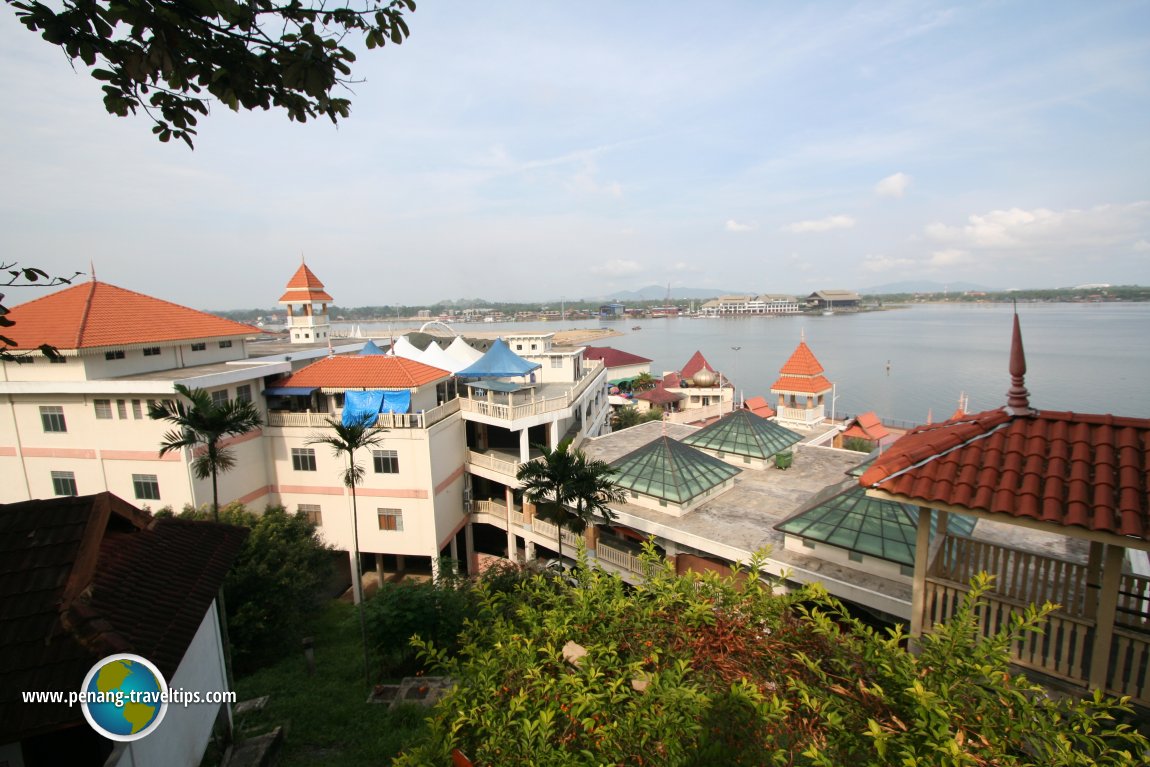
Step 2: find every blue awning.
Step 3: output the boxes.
[264,386,317,396]
[343,390,384,426]
[381,390,411,414]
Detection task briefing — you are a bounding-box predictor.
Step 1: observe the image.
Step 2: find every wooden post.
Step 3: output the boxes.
[1088,544,1125,690]
[1085,541,1104,621]
[909,506,933,650]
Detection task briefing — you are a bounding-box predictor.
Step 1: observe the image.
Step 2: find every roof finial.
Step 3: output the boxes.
[301,252,306,265]
[800,327,805,343]
[90,260,96,282]
[1006,306,1033,416]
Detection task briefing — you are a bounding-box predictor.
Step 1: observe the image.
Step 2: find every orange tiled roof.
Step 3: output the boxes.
[276,355,449,389]
[778,341,825,376]
[680,351,714,379]
[4,281,260,351]
[278,263,334,303]
[844,411,890,441]
[860,408,1150,541]
[744,395,776,418]
[770,374,832,394]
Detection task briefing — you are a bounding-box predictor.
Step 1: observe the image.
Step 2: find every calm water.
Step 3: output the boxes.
[336,303,1150,425]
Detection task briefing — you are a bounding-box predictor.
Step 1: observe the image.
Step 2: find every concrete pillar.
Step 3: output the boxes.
[449,535,460,572]
[395,554,405,574]
[376,555,385,584]
[585,524,599,551]
[520,429,530,463]
[909,507,932,650]
[431,554,442,582]
[526,541,536,561]
[1085,541,1104,620]
[1089,544,1125,689]
[550,420,559,449]
[465,523,476,574]
[505,486,517,557]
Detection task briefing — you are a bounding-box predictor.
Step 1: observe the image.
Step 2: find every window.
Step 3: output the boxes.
[291,448,316,471]
[40,406,66,433]
[190,342,206,351]
[116,399,128,419]
[51,471,77,496]
[235,384,252,403]
[372,449,399,474]
[131,399,143,419]
[551,357,563,368]
[94,399,113,419]
[104,350,125,360]
[219,340,233,349]
[14,356,33,364]
[377,508,403,531]
[298,504,322,526]
[143,347,161,356]
[49,355,66,364]
[211,389,228,406]
[132,474,160,500]
[146,399,158,413]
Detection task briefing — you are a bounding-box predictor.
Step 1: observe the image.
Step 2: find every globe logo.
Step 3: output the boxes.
[79,654,169,741]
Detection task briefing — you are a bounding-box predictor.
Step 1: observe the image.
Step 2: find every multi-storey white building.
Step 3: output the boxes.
[0,268,611,584]
[698,294,800,316]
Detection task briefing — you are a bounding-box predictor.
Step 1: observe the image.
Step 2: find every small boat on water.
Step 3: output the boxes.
[632,326,642,330]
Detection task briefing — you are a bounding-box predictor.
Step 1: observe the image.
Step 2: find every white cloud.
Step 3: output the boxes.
[1134,239,1150,252]
[861,255,917,272]
[569,164,623,198]
[725,219,754,232]
[925,202,1150,250]
[669,261,701,273]
[783,215,856,233]
[875,172,912,198]
[590,259,642,276]
[928,249,969,266]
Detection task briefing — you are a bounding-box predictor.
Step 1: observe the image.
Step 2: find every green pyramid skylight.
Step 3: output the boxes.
[776,485,977,566]
[610,436,741,506]
[681,409,803,460]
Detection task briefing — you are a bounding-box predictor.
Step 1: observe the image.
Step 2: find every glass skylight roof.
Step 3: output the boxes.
[777,485,977,566]
[610,436,741,505]
[681,409,803,459]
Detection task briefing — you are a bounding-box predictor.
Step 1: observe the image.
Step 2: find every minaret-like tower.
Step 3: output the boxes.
[770,338,833,429]
[279,259,334,344]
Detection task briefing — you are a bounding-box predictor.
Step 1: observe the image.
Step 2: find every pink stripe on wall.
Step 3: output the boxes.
[21,447,97,459]
[274,485,346,496]
[434,465,465,496]
[354,487,428,499]
[100,450,182,461]
[236,486,272,505]
[219,429,263,448]
[0,447,16,457]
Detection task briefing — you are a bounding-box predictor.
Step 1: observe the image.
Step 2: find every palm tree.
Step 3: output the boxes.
[633,371,656,392]
[149,383,262,521]
[308,414,386,689]
[516,443,626,567]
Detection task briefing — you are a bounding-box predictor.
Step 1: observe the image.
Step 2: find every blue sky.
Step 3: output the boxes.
[1,1,1148,309]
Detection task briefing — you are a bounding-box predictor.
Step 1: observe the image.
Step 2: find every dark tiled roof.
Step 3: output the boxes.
[777,484,977,567]
[0,493,246,741]
[610,436,741,506]
[637,387,683,406]
[681,409,802,460]
[583,346,652,366]
[680,351,714,379]
[860,408,1150,541]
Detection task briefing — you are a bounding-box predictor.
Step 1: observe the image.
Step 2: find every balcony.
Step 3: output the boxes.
[775,405,826,428]
[458,363,604,424]
[267,398,460,429]
[923,535,1150,705]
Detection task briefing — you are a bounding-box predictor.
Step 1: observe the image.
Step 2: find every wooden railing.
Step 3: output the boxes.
[530,518,581,548]
[1108,628,1150,702]
[267,398,460,430]
[458,364,605,422]
[932,535,1089,616]
[1118,573,1150,630]
[596,542,647,575]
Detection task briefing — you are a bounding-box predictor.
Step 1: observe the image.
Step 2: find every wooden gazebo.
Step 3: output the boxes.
[861,315,1150,704]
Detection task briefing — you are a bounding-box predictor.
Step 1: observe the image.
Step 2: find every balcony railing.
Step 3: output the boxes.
[665,402,732,424]
[530,517,581,548]
[458,363,605,422]
[467,450,527,480]
[595,541,647,575]
[775,405,826,426]
[267,398,460,430]
[924,535,1150,705]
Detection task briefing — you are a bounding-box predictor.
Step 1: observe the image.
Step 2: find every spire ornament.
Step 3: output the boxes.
[1005,309,1033,416]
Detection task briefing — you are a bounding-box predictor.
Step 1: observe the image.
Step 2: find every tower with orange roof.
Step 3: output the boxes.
[279,259,334,344]
[770,339,833,429]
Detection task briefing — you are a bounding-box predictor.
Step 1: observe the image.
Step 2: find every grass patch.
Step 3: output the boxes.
[233,600,430,766]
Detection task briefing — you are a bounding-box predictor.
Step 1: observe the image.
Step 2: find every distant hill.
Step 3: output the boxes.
[589,285,734,302]
[860,280,991,295]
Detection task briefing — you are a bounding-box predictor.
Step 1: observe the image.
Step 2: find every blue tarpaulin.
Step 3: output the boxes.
[342,390,384,426]
[381,391,411,414]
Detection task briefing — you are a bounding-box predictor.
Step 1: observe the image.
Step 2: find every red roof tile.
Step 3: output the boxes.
[860,408,1150,541]
[4,281,261,351]
[277,355,449,389]
[0,493,246,741]
[778,341,825,377]
[278,263,334,303]
[744,395,776,418]
[582,346,652,367]
[770,374,833,394]
[638,388,683,406]
[680,351,714,379]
